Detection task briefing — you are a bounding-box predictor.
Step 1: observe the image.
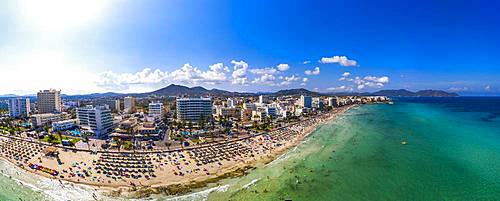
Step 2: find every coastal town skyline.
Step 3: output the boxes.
[1,0,499,96]
[1,1,500,200]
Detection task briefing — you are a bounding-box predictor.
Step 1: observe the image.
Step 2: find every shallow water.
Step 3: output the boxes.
[0,160,52,201]
[204,97,500,200]
[2,97,500,201]
[0,159,118,201]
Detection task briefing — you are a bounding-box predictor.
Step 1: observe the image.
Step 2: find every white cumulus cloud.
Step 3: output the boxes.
[280,75,300,86]
[169,63,229,85]
[304,67,320,75]
[96,62,232,91]
[300,77,309,86]
[231,60,249,85]
[364,76,389,84]
[96,68,169,90]
[277,63,290,71]
[251,74,276,86]
[339,72,351,81]
[249,67,278,75]
[319,56,357,67]
[337,73,390,91]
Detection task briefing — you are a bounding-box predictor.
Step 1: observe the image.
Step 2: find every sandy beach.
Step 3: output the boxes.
[0,105,354,199]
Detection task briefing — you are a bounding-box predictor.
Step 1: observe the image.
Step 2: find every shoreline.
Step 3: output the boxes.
[0,105,356,199]
[114,105,355,199]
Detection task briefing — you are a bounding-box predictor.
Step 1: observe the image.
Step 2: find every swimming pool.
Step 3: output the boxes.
[69,129,81,136]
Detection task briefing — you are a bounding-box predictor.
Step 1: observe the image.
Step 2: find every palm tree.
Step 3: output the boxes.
[180,135,185,147]
[83,135,91,151]
[117,139,122,151]
[254,120,260,131]
[57,131,63,144]
[47,134,57,145]
[209,131,215,142]
[43,125,50,133]
[234,123,239,138]
[179,121,185,129]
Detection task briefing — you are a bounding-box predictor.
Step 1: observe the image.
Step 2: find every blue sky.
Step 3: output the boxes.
[1,0,499,95]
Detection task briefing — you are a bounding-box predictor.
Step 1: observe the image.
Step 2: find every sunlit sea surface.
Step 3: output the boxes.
[1,97,500,201]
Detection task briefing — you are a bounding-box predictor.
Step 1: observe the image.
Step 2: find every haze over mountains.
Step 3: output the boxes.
[0,84,459,98]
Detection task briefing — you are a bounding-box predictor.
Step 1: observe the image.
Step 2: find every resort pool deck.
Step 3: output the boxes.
[68,129,82,136]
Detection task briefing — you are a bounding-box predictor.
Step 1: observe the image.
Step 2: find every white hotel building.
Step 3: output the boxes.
[148,102,163,119]
[8,98,31,117]
[176,97,212,122]
[77,105,114,139]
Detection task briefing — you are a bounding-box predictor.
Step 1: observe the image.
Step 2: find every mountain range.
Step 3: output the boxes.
[371,89,459,97]
[0,84,458,99]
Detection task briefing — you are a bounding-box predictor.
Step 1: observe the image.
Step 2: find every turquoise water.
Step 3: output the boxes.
[69,129,81,136]
[204,98,500,200]
[0,161,51,201]
[2,97,500,200]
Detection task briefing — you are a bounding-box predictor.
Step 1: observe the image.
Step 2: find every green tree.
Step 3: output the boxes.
[57,131,63,144]
[123,141,133,150]
[47,134,57,144]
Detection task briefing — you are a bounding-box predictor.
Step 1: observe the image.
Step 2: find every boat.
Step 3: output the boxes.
[401,140,408,145]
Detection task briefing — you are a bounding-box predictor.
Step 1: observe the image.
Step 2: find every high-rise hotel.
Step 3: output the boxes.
[37,89,62,114]
[299,95,312,108]
[77,105,114,139]
[8,98,31,117]
[124,96,136,113]
[176,97,212,122]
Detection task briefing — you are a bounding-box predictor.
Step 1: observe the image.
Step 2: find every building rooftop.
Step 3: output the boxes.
[177,97,212,101]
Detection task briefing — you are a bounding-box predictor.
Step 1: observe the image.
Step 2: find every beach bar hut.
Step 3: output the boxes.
[43,147,59,157]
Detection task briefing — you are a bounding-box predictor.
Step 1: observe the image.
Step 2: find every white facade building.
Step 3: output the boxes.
[226,98,235,108]
[148,102,163,119]
[124,96,136,113]
[30,113,64,127]
[258,95,268,104]
[299,95,312,108]
[77,105,114,139]
[243,102,256,110]
[8,98,30,117]
[96,99,121,112]
[52,119,77,131]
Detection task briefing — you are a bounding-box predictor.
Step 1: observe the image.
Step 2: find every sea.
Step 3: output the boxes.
[1,97,500,201]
